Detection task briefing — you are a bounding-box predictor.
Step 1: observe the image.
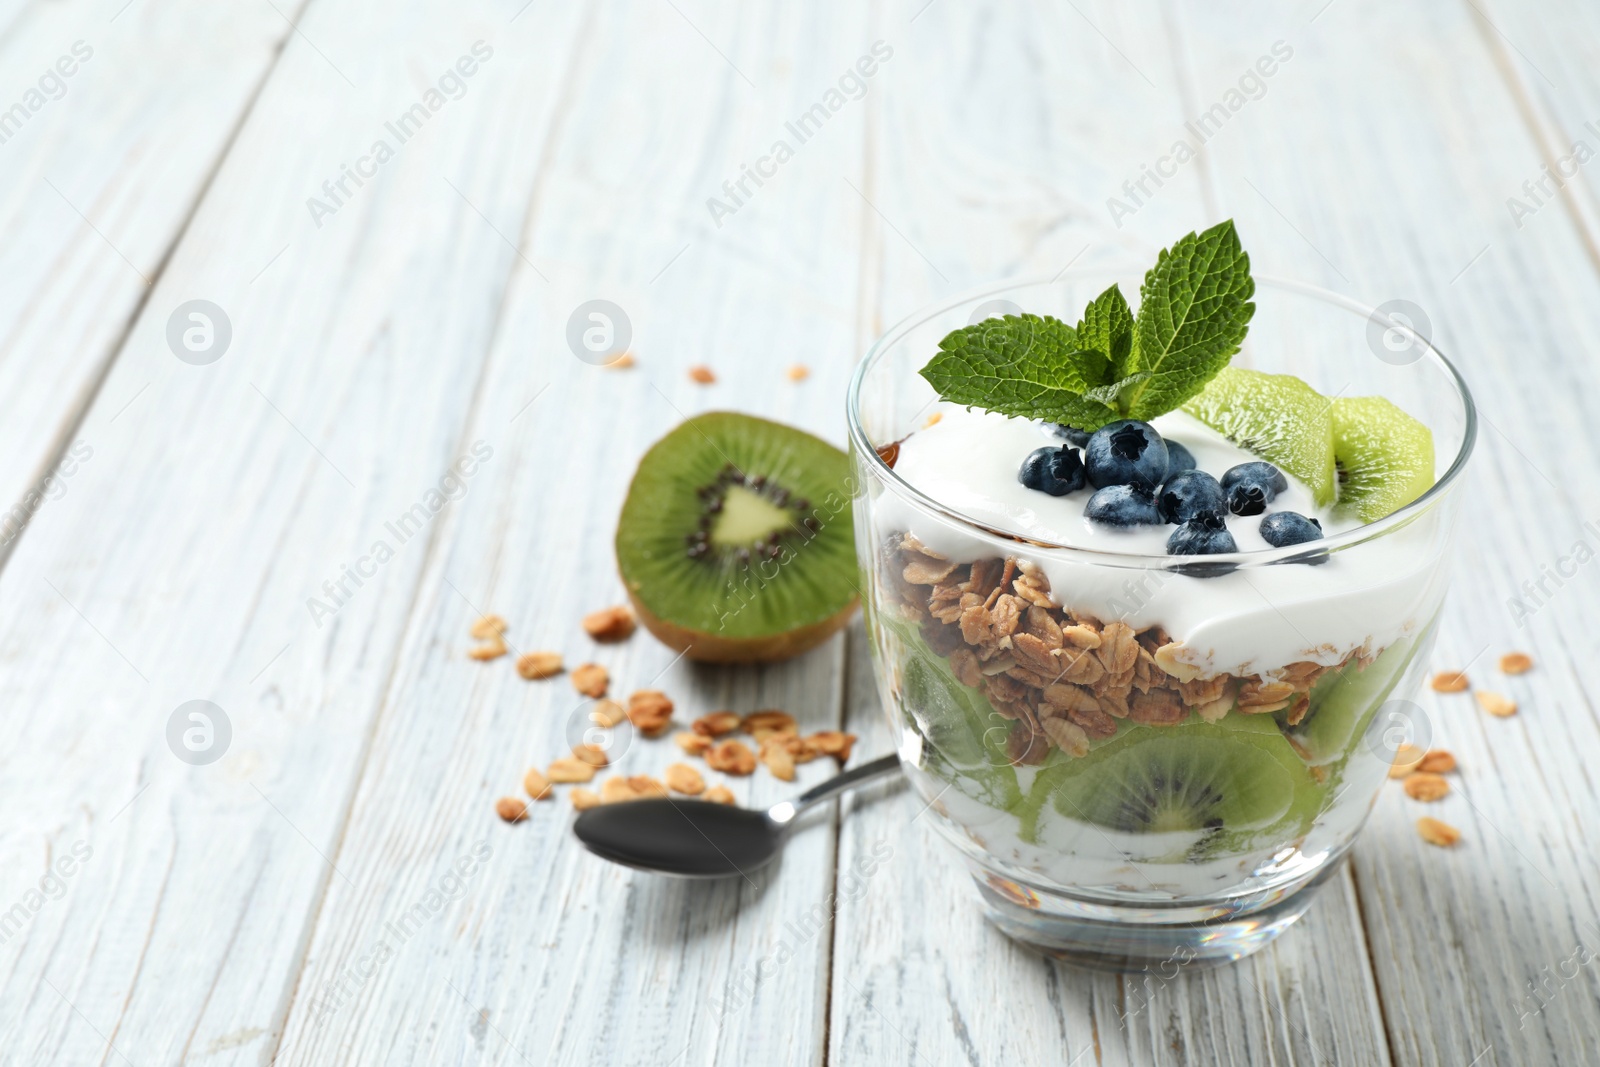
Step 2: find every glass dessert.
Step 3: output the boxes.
[846,225,1474,969]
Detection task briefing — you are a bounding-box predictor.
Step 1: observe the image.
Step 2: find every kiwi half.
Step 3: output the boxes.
[616,412,858,663]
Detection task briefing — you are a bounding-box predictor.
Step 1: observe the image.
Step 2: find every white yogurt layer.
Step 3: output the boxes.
[881,406,1447,677]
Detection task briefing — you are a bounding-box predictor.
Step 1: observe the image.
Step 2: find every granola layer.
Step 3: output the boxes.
[885,533,1370,764]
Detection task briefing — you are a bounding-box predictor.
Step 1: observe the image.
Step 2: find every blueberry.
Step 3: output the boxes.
[1162,440,1198,479]
[1166,514,1238,555]
[1156,470,1226,525]
[1085,420,1168,490]
[1084,484,1160,527]
[1166,515,1239,577]
[1220,461,1288,516]
[1018,445,1086,496]
[1259,511,1323,547]
[1046,423,1091,447]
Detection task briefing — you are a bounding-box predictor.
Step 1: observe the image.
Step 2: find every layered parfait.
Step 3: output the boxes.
[862,222,1449,899]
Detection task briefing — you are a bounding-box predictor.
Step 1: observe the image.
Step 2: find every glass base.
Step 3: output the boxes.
[973,861,1340,971]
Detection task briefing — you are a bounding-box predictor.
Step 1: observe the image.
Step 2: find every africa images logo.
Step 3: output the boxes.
[704,41,894,227]
[305,442,493,627]
[305,41,495,229]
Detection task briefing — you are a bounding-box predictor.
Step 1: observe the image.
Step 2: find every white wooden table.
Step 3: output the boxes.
[2,1,1597,1063]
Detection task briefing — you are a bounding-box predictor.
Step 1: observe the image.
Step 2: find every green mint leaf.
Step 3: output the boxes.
[1125,219,1255,420]
[1076,284,1136,381]
[918,314,1120,430]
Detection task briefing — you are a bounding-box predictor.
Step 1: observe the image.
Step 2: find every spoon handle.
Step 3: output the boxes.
[789,753,901,814]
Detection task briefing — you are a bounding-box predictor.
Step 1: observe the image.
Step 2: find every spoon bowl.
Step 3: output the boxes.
[574,801,781,877]
[572,754,901,878]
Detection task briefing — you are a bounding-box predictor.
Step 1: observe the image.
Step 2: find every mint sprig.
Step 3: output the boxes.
[919,220,1254,432]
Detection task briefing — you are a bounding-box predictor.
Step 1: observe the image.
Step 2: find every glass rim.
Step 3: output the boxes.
[845,270,1478,568]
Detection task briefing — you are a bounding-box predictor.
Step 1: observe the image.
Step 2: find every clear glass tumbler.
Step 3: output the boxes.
[846,273,1475,969]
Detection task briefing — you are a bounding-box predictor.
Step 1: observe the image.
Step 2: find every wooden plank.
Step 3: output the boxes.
[0,1,593,1062]
[1169,2,1600,1064]
[1465,0,1600,261]
[268,2,880,1063]
[828,1,1394,1064]
[0,0,311,558]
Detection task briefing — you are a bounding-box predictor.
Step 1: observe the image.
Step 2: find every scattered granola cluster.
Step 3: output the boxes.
[678,363,818,385]
[1428,650,1531,719]
[1498,651,1533,674]
[1416,817,1461,847]
[885,534,1364,764]
[517,651,563,680]
[672,708,855,783]
[1400,650,1533,847]
[582,605,637,643]
[1475,691,1517,718]
[468,614,511,660]
[501,732,738,817]
[476,609,855,822]
[1389,744,1456,779]
[472,606,634,694]
[571,663,609,698]
[493,692,750,820]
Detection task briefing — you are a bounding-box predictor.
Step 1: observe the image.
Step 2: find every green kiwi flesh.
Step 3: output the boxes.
[898,631,1022,812]
[1278,636,1418,765]
[616,412,858,663]
[1183,366,1337,505]
[1331,396,1436,522]
[1024,715,1324,851]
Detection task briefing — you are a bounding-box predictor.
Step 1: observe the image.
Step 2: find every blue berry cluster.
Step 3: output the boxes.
[1023,420,1325,569]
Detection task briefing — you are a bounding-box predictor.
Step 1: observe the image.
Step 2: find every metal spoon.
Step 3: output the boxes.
[573,754,901,878]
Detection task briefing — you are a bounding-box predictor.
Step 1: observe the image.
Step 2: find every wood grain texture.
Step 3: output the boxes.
[0,0,310,556]
[269,1,877,1063]
[0,1,590,1061]
[1468,0,1600,265]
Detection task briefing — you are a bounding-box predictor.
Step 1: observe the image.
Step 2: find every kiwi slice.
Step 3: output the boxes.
[1021,715,1324,856]
[616,412,858,663]
[900,649,1022,813]
[1183,367,1337,506]
[1330,396,1435,522]
[1279,637,1419,766]
[881,613,1026,813]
